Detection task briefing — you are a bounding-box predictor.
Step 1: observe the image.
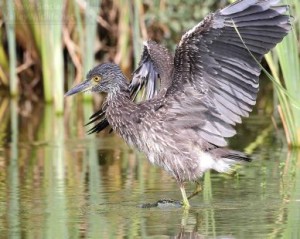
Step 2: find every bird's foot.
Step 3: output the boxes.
[139,199,182,209]
[180,185,191,209]
[187,182,202,200]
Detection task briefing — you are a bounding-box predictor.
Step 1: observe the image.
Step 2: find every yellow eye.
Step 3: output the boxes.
[93,76,101,82]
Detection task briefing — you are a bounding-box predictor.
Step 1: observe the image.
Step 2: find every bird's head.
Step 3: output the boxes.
[65,63,128,96]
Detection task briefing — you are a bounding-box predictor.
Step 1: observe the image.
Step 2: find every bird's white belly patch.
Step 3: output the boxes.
[199,151,234,173]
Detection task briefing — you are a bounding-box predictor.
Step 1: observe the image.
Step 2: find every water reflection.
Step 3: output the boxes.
[0,98,300,238]
[8,99,20,239]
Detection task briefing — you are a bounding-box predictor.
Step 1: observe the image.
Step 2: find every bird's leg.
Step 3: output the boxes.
[187,181,202,200]
[179,184,190,209]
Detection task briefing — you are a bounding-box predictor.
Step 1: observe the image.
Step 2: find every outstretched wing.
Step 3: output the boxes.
[130,40,174,101]
[164,0,291,146]
[130,42,160,100]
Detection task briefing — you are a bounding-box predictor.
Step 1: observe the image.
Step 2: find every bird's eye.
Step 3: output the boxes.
[93,76,101,82]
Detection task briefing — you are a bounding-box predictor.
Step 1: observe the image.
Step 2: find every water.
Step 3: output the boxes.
[0,99,300,239]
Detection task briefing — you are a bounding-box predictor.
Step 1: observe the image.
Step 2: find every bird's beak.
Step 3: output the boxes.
[65,80,92,96]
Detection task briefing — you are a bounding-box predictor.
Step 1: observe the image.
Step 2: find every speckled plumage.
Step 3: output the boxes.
[66,0,291,207]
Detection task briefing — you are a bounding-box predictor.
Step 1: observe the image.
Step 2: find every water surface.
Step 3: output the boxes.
[0,99,299,238]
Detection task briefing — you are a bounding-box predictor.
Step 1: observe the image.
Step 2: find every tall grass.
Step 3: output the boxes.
[4,0,18,96]
[8,0,65,112]
[0,22,9,86]
[82,0,101,102]
[132,0,145,69]
[2,0,102,113]
[42,0,64,113]
[265,0,300,147]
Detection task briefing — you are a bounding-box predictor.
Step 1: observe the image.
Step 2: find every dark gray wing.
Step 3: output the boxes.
[164,0,291,146]
[130,40,174,101]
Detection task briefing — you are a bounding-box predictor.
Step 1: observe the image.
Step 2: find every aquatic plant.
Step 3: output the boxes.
[265,0,300,147]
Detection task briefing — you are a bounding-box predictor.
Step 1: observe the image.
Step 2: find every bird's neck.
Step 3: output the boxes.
[105,84,135,137]
[106,83,132,107]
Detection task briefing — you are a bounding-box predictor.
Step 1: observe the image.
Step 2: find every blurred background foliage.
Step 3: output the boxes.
[0,0,299,145]
[0,0,229,99]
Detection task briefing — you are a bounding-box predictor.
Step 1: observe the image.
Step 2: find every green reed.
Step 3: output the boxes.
[82,0,101,102]
[42,0,64,113]
[6,0,65,112]
[0,25,9,86]
[132,0,144,69]
[4,0,18,96]
[265,0,300,146]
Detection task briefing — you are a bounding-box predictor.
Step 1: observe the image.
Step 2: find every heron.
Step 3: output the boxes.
[65,0,291,208]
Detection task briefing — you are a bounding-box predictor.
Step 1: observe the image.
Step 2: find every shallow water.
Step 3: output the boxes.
[0,99,300,239]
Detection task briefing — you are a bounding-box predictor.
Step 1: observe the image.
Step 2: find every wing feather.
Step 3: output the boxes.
[87,0,291,145]
[164,0,291,146]
[130,40,174,101]
[129,45,160,100]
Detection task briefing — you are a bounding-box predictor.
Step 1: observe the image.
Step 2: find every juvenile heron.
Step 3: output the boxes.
[66,0,291,208]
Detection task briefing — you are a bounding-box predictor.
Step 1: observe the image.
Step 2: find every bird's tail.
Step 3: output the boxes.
[221,150,251,162]
[209,149,251,173]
